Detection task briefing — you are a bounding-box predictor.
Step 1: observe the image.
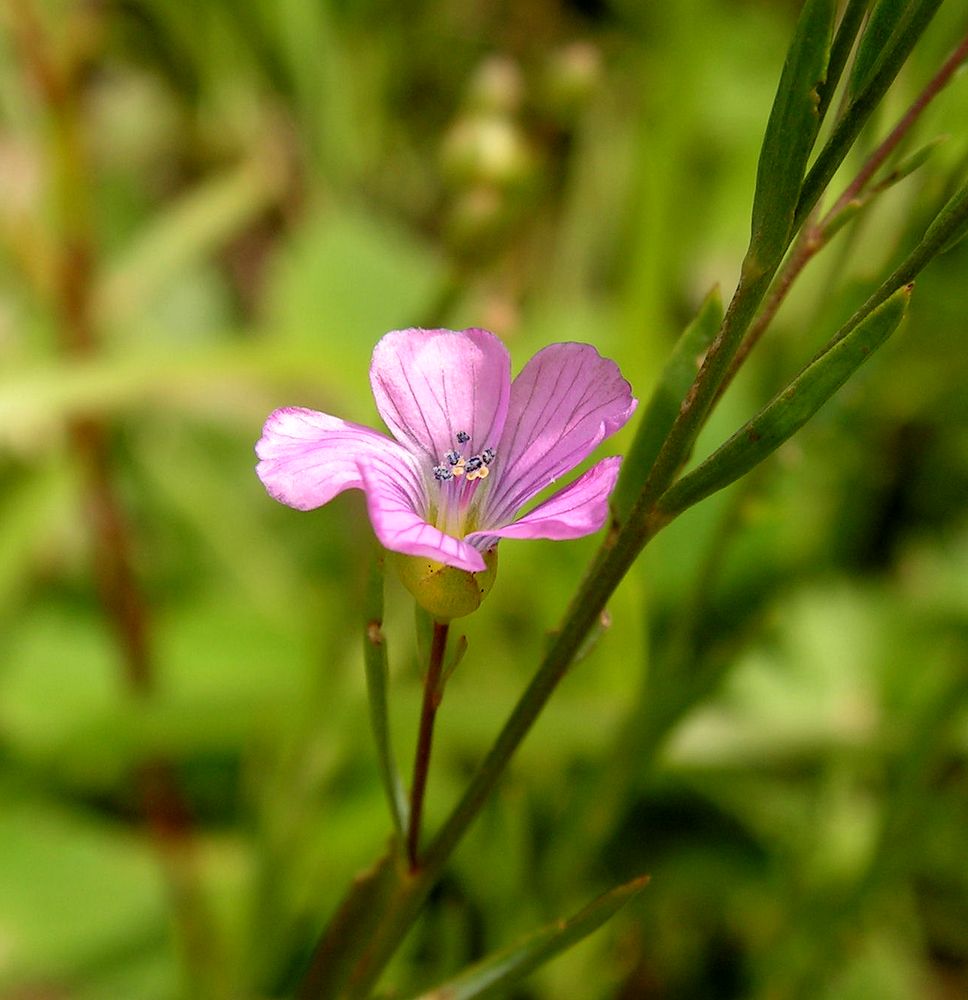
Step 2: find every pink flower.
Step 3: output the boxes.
[256,328,636,573]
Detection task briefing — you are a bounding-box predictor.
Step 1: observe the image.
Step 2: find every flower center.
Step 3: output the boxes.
[430,431,495,536]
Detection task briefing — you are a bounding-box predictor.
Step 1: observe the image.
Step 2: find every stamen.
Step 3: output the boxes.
[456,431,470,444]
[433,444,494,486]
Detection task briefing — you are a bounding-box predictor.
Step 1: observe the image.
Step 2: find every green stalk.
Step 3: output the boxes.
[362,556,408,844]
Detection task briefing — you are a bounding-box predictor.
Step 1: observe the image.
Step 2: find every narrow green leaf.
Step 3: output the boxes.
[94,152,286,327]
[611,284,722,523]
[409,876,649,1000]
[871,134,948,193]
[656,285,911,518]
[297,852,405,1000]
[363,555,408,843]
[817,0,871,120]
[748,0,836,268]
[847,0,908,101]
[795,0,944,230]
[931,179,968,254]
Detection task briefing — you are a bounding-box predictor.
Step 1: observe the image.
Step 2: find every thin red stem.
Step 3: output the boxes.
[407,622,449,871]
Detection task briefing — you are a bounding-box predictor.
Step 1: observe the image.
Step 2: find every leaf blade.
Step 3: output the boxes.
[748,0,836,268]
[656,284,911,517]
[410,876,649,1000]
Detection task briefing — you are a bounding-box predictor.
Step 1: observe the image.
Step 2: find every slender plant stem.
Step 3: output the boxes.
[362,557,408,842]
[407,621,450,870]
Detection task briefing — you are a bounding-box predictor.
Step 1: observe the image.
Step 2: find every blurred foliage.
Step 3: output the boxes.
[1,1,967,998]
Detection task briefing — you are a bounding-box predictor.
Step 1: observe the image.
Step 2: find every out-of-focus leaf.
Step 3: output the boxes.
[264,206,446,362]
[611,284,722,523]
[748,0,835,269]
[409,875,649,1000]
[657,285,911,517]
[848,177,968,332]
[0,459,75,611]
[0,601,310,786]
[95,151,287,328]
[0,341,359,444]
[297,851,405,1000]
[0,798,168,992]
[871,135,948,193]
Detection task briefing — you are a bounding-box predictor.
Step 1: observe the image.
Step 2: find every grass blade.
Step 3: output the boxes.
[748,0,836,269]
[410,876,650,1000]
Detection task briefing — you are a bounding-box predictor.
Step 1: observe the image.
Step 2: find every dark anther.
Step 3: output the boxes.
[433,465,454,481]
[481,448,495,465]
[445,450,461,465]
[456,431,470,444]
[465,455,483,473]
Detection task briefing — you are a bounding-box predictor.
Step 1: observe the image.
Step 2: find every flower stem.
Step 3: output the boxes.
[407,621,449,870]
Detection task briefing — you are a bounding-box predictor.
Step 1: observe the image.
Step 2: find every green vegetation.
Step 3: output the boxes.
[1,1,967,997]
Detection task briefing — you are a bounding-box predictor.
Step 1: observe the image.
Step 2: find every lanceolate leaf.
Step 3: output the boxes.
[847,0,908,101]
[795,0,945,230]
[871,135,948,194]
[748,0,836,270]
[656,285,911,518]
[297,852,405,1000]
[409,876,649,1000]
[611,284,722,523]
[817,0,870,120]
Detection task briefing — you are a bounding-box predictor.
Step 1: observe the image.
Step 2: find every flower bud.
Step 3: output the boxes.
[392,548,498,621]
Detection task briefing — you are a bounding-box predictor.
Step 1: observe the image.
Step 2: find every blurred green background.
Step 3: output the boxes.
[1,1,967,997]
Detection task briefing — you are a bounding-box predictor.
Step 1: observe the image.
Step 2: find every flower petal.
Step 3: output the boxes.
[468,456,621,545]
[481,343,636,526]
[256,406,406,511]
[358,451,487,572]
[369,328,511,466]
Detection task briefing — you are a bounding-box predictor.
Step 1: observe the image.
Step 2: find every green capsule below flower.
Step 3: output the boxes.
[393,548,498,621]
